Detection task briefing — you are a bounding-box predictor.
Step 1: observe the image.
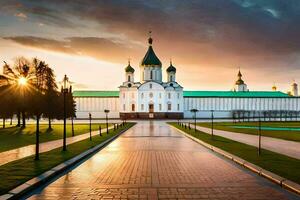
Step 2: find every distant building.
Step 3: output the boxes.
[234,69,248,92]
[73,34,300,119]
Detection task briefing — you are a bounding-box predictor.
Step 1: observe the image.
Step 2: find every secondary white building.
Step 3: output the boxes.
[73,35,300,119]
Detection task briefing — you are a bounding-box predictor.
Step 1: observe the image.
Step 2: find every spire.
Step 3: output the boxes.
[235,68,244,85]
[148,30,153,46]
[237,67,242,78]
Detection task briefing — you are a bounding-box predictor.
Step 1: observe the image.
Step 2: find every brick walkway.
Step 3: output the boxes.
[0,126,113,166]
[193,125,300,159]
[27,121,298,200]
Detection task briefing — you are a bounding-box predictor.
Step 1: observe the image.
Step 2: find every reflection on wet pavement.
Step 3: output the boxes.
[27,121,298,200]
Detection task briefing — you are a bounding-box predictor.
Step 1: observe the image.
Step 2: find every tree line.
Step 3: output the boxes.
[0,57,76,129]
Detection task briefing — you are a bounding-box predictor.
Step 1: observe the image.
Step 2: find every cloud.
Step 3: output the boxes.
[14,12,27,20]
[7,0,299,56]
[1,0,300,71]
[3,36,141,63]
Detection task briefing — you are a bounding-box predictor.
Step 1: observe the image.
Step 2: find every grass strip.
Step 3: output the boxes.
[0,123,134,195]
[0,123,112,152]
[169,122,300,184]
[197,121,300,142]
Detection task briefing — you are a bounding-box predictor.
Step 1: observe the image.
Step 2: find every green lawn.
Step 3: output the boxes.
[0,123,112,152]
[0,123,135,195]
[169,122,300,185]
[197,121,300,142]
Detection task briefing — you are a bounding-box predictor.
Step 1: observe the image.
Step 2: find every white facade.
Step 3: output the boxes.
[75,97,119,119]
[74,95,300,119]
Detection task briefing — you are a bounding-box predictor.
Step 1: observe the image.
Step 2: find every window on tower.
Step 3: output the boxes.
[131,104,135,111]
[168,93,171,99]
[150,70,153,79]
[128,75,131,82]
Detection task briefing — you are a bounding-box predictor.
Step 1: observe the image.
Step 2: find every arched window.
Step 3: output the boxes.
[170,75,173,82]
[150,70,153,79]
[131,104,135,111]
[128,75,131,82]
[168,103,172,111]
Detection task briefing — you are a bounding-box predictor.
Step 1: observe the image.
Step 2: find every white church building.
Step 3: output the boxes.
[73,35,300,119]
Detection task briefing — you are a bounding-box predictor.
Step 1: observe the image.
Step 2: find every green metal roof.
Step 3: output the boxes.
[183,91,289,98]
[141,46,162,66]
[73,90,290,98]
[125,64,135,73]
[73,91,119,97]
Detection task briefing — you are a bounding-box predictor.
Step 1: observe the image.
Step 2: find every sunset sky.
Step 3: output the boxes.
[0,0,300,92]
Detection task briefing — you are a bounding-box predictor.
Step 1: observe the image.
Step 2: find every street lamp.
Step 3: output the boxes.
[258,116,262,155]
[211,110,214,139]
[89,113,92,141]
[190,109,199,133]
[61,74,71,151]
[104,109,110,134]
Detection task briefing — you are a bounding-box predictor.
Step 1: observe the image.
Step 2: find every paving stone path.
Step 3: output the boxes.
[193,125,300,159]
[27,121,299,200]
[0,126,113,166]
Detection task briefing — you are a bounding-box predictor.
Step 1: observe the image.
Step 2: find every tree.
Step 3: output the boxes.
[43,66,59,130]
[30,58,48,160]
[0,58,34,128]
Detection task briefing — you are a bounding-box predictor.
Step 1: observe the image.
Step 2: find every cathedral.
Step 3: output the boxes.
[73,35,300,119]
[119,36,183,119]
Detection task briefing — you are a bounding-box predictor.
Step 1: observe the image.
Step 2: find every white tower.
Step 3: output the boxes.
[234,69,248,92]
[125,60,134,83]
[291,81,298,96]
[166,60,176,82]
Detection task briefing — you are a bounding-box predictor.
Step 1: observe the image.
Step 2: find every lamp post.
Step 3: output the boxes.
[89,113,92,141]
[62,74,70,151]
[211,110,214,139]
[190,109,199,133]
[104,109,110,134]
[258,116,262,155]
